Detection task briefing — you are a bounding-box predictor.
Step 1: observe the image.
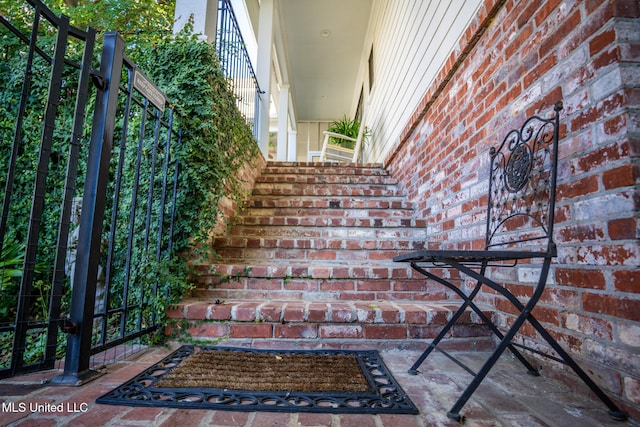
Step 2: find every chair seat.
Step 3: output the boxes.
[393,249,550,264]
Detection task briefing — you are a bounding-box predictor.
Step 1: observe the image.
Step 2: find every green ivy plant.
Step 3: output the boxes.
[135,31,262,257]
[0,0,262,349]
[121,31,261,343]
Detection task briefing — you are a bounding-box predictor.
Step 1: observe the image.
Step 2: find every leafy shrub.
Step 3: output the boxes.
[0,0,261,346]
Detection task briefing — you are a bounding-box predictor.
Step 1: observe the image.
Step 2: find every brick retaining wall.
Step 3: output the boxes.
[210,151,267,237]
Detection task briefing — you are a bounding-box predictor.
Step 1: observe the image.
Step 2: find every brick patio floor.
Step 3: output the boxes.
[0,345,635,427]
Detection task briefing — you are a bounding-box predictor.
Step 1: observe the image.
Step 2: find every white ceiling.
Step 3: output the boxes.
[279,0,372,121]
[246,0,372,122]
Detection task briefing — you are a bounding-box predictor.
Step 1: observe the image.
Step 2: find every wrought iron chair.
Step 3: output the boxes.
[393,102,627,421]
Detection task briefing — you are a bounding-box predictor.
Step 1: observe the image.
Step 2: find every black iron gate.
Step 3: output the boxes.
[0,0,181,383]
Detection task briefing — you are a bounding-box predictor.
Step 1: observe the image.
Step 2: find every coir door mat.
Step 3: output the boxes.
[96,345,418,414]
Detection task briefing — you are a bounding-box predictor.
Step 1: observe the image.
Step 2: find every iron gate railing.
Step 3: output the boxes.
[216,0,261,140]
[53,32,182,385]
[0,0,181,383]
[0,0,97,379]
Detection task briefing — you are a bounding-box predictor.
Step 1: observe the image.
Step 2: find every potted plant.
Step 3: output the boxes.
[326,115,361,149]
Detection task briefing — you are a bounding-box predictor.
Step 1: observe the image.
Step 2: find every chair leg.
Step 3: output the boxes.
[445,260,627,421]
[458,294,538,375]
[410,265,539,375]
[447,311,628,422]
[446,302,532,421]
[527,315,628,421]
[408,297,470,375]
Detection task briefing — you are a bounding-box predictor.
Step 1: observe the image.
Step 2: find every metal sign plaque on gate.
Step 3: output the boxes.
[133,69,165,112]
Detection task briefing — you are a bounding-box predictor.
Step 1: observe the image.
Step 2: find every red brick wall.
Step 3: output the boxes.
[385,0,639,418]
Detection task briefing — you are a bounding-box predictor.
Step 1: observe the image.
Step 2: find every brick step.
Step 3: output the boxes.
[183,162,466,350]
[166,298,495,351]
[256,173,398,186]
[214,229,427,254]
[222,225,428,240]
[190,279,449,302]
[235,215,422,228]
[247,197,414,210]
[240,204,416,218]
[212,246,423,264]
[262,162,386,176]
[192,262,454,301]
[198,262,438,280]
[211,237,425,260]
[252,183,404,198]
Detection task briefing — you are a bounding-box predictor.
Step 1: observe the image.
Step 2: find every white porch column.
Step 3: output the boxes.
[276,84,289,161]
[256,0,275,156]
[173,0,218,42]
[287,130,297,161]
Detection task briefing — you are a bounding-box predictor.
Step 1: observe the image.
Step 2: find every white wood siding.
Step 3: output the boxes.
[358,0,481,164]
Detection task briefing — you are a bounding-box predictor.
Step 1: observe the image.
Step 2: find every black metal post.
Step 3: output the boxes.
[46,24,97,365]
[167,129,181,255]
[51,32,125,386]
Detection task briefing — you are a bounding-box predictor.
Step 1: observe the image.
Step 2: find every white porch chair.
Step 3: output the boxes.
[319,107,367,163]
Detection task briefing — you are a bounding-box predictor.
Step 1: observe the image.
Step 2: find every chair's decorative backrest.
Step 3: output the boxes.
[485,102,563,253]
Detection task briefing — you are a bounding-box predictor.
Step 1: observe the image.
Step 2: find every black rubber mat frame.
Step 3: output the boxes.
[96,345,418,414]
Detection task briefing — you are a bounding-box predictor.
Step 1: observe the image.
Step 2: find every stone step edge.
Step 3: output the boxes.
[232,218,422,228]
[262,163,385,170]
[213,237,427,249]
[240,213,417,223]
[210,252,420,265]
[241,206,417,214]
[226,222,427,232]
[255,174,397,181]
[167,298,491,326]
[190,287,450,301]
[245,202,415,211]
[168,338,495,353]
[260,171,388,177]
[254,179,399,187]
[255,179,398,190]
[264,161,384,169]
[193,263,437,280]
[249,194,413,203]
[253,188,401,193]
[251,190,406,198]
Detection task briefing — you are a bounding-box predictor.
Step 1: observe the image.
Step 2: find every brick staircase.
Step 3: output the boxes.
[167,162,493,350]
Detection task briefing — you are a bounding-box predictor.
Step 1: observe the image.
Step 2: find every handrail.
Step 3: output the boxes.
[216,0,261,140]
